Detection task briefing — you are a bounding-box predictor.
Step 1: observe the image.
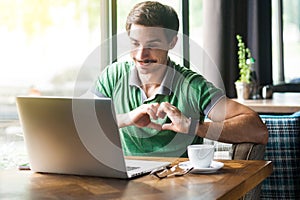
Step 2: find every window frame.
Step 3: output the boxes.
[272,0,285,83]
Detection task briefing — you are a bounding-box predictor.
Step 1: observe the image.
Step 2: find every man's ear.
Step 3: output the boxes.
[169,36,178,49]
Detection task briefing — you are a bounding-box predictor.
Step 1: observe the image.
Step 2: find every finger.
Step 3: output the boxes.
[157,110,166,119]
[147,122,162,131]
[146,105,159,120]
[157,102,171,118]
[161,123,174,131]
[158,103,179,120]
[133,114,151,127]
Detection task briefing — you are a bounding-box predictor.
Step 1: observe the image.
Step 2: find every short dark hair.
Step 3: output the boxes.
[126,1,179,42]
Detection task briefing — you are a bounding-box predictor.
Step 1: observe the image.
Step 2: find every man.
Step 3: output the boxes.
[94,1,268,157]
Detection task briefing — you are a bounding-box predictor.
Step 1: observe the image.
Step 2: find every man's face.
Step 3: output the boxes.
[129,24,175,74]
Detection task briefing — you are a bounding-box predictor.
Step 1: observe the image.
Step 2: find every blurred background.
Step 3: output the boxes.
[0,0,101,169]
[1,0,299,169]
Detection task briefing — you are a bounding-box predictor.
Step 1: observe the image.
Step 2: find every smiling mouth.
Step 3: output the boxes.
[143,59,156,63]
[136,59,157,65]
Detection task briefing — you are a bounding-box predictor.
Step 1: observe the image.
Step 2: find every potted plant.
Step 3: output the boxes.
[235,34,254,100]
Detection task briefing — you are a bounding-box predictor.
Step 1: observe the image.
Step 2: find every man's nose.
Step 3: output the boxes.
[135,47,150,59]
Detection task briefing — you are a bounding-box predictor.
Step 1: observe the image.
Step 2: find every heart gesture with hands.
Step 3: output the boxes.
[117,102,191,134]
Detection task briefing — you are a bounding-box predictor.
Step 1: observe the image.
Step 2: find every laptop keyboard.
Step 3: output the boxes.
[126,166,140,171]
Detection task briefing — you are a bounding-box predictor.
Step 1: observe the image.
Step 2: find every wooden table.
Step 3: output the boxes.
[234,92,300,114]
[0,159,272,200]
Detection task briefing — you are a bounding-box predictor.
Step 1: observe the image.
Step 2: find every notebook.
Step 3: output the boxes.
[16,96,170,179]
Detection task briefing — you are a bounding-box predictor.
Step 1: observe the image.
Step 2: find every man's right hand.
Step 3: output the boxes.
[117,103,162,130]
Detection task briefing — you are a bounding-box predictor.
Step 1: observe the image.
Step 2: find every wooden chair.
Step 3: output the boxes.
[231,143,266,200]
[204,139,266,200]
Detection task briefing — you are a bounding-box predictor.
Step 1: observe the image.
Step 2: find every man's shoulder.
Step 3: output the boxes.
[170,60,204,81]
[171,60,196,73]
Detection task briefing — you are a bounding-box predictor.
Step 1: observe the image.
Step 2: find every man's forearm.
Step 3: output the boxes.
[195,114,268,144]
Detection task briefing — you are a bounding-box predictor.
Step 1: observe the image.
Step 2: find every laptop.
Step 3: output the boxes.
[16,96,170,179]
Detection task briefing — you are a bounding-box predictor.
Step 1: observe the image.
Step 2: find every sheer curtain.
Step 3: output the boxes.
[202,0,272,98]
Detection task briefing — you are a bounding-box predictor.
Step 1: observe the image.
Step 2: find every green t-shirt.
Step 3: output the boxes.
[95,60,224,157]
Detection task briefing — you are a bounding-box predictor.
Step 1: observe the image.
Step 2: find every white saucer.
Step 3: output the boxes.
[179,161,224,174]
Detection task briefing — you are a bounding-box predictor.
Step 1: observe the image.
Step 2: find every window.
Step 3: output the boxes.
[0,1,100,97]
[272,0,300,84]
[189,0,204,46]
[0,0,101,169]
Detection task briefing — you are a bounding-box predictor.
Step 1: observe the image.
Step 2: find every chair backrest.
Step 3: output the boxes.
[204,140,266,200]
[231,143,266,200]
[260,111,300,199]
[231,143,265,160]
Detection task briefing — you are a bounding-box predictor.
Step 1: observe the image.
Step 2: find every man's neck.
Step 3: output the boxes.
[139,66,167,85]
[139,66,167,98]
[138,59,169,98]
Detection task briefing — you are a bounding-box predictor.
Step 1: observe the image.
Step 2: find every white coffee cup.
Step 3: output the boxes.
[187,144,214,168]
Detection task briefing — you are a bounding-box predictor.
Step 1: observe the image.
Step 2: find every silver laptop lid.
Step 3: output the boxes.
[16,96,129,178]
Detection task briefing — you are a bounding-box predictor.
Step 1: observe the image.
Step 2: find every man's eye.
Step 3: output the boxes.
[131,42,139,47]
[147,43,159,48]
[147,43,164,49]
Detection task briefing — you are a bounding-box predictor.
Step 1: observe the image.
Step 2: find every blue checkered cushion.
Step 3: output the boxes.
[260,111,300,199]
